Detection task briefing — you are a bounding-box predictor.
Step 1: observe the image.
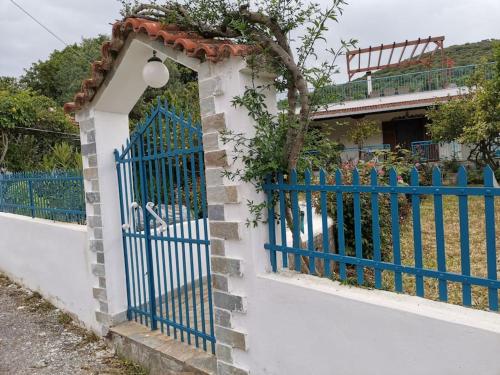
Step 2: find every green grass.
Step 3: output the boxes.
[382,195,500,310]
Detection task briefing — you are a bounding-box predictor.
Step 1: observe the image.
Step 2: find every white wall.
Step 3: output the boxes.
[0,213,97,330]
[242,272,500,375]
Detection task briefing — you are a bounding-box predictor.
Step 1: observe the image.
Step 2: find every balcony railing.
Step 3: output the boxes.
[411,141,440,162]
[341,144,391,161]
[312,62,495,106]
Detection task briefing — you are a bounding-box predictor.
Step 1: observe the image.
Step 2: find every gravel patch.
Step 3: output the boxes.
[0,273,147,375]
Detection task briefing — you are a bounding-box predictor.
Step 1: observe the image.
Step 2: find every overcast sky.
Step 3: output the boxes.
[1,0,499,83]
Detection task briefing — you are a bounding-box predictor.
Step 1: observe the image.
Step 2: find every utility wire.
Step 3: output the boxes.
[10,0,69,47]
[9,0,94,63]
[7,126,80,139]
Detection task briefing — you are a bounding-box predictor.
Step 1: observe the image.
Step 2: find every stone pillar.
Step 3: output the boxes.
[199,59,276,375]
[76,108,130,334]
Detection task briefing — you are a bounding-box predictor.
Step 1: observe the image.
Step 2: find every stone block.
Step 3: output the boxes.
[199,77,219,99]
[215,326,247,350]
[209,221,240,240]
[203,132,219,151]
[210,238,225,256]
[204,150,227,168]
[96,251,105,264]
[93,227,103,240]
[91,263,106,277]
[99,277,106,288]
[207,186,239,204]
[212,273,229,292]
[95,310,111,325]
[215,343,233,364]
[86,192,100,204]
[200,97,215,117]
[81,142,96,156]
[201,113,226,133]
[93,204,101,216]
[93,287,107,301]
[213,291,245,312]
[208,204,224,220]
[99,301,109,313]
[211,256,242,277]
[87,130,96,143]
[89,239,103,252]
[218,361,249,375]
[87,155,97,167]
[88,215,102,227]
[205,168,223,186]
[214,307,231,328]
[83,167,98,180]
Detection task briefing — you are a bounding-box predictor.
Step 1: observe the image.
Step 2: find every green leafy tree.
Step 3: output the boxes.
[120,0,355,229]
[427,44,500,168]
[0,88,77,171]
[342,118,381,159]
[21,36,108,106]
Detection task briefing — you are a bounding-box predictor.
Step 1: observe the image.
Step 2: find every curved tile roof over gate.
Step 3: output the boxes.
[64,18,253,113]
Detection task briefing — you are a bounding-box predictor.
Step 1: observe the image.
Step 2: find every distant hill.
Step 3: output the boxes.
[364,39,497,78]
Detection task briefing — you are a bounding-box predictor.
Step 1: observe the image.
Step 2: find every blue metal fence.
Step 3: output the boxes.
[264,166,500,311]
[0,171,85,224]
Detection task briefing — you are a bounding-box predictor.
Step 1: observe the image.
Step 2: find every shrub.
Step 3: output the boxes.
[315,152,414,262]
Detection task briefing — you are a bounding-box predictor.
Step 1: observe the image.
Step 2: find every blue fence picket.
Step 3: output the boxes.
[432,167,448,302]
[267,175,278,272]
[484,166,498,311]
[335,169,347,281]
[290,170,301,271]
[320,170,331,278]
[370,168,382,289]
[352,168,364,285]
[410,167,424,297]
[305,170,315,275]
[457,166,471,306]
[278,173,288,268]
[389,168,403,292]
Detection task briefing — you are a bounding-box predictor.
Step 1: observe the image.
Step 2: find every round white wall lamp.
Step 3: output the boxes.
[142,50,170,88]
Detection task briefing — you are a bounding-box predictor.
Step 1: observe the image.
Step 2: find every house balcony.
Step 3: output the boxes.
[312,62,494,106]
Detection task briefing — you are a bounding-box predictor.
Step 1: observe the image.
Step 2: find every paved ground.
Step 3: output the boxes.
[0,273,147,375]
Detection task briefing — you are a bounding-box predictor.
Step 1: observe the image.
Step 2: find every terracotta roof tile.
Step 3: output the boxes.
[64,18,254,113]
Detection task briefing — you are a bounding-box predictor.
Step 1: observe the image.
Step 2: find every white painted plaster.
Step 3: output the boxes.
[93,110,130,321]
[0,213,98,330]
[313,87,468,120]
[242,271,500,375]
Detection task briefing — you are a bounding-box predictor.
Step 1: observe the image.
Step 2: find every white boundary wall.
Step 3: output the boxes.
[239,271,500,375]
[0,213,97,330]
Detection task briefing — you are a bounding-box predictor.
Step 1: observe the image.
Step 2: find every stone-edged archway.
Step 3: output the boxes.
[67,17,276,375]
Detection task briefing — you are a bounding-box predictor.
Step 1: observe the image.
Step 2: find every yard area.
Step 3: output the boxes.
[382,195,500,310]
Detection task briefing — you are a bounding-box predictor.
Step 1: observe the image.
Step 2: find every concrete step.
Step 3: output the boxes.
[108,321,217,375]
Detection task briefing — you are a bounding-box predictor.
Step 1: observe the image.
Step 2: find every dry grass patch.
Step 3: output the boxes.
[382,195,500,310]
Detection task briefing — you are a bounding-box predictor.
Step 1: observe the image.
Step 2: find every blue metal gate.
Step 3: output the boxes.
[115,100,215,353]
